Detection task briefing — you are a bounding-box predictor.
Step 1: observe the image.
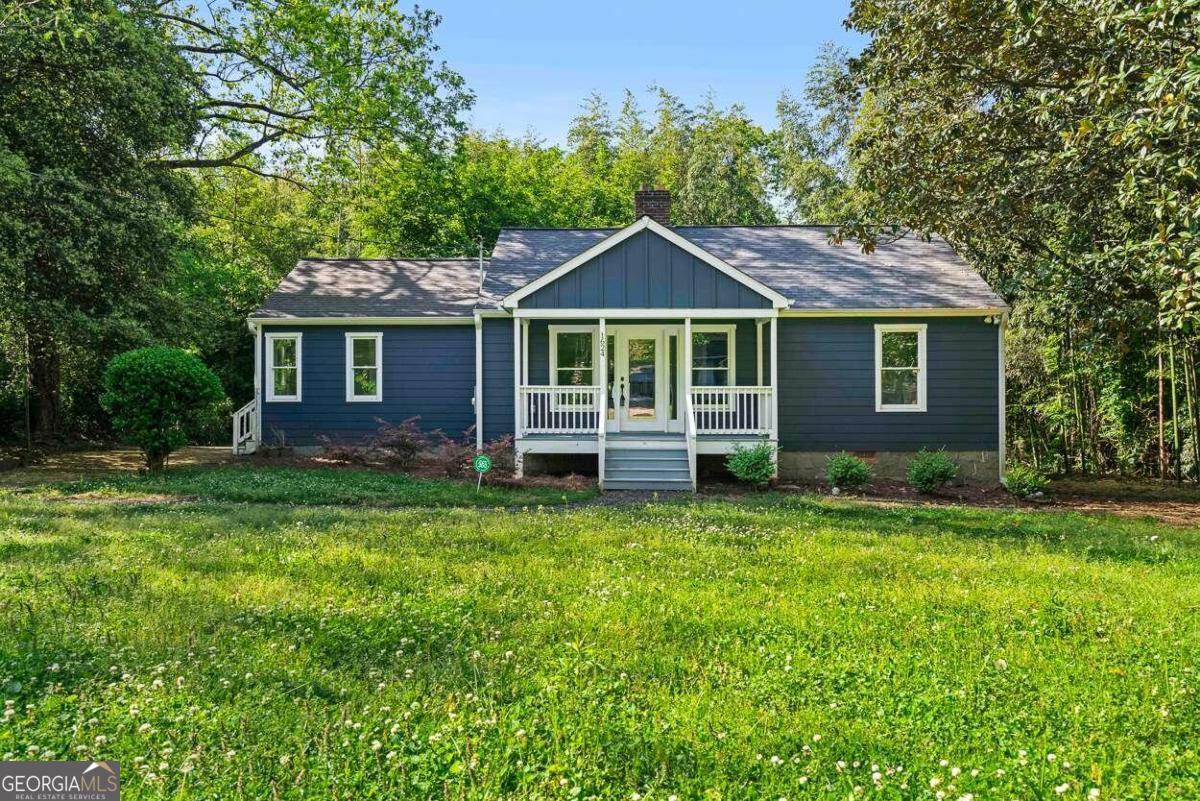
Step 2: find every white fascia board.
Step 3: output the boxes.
[781,307,1008,318]
[248,316,475,326]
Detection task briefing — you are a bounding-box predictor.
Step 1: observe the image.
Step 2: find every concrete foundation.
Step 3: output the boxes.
[778,450,1001,485]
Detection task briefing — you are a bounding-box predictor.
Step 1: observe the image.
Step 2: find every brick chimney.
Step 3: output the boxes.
[634,186,671,226]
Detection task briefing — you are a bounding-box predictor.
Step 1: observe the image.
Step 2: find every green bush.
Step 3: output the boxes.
[726,439,776,487]
[1003,464,1048,497]
[100,347,225,470]
[907,449,959,493]
[826,452,872,490]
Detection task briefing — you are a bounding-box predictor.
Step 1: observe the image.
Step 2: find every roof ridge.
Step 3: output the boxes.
[298,257,482,263]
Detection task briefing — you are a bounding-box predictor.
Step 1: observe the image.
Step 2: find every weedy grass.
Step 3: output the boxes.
[0,486,1198,799]
[39,464,596,507]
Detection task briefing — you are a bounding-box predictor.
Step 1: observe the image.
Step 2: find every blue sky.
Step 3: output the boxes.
[427,1,866,145]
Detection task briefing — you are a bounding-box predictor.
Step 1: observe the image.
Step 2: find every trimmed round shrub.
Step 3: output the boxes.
[1003,464,1048,497]
[100,347,225,470]
[826,452,872,490]
[726,439,776,488]
[907,448,958,493]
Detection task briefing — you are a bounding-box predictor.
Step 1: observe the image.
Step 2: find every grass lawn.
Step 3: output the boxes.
[1,479,1198,799]
[27,464,597,507]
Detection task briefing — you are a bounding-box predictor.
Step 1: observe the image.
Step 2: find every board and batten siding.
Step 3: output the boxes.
[521,229,772,310]
[259,324,476,445]
[777,317,999,451]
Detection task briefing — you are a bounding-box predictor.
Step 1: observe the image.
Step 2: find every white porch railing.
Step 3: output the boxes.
[232,400,257,454]
[518,385,604,435]
[688,386,774,435]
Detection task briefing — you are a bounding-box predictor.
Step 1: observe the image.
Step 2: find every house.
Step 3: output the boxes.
[235,189,1008,490]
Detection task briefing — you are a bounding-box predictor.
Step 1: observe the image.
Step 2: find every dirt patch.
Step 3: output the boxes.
[731,478,1200,528]
[0,446,234,485]
[63,491,189,505]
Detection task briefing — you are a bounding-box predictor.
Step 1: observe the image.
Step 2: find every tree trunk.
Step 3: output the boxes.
[27,327,63,437]
[1170,336,1181,484]
[1158,329,1166,480]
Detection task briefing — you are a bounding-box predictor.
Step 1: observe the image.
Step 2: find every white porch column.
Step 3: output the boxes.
[756,320,765,385]
[597,317,607,489]
[512,315,522,477]
[683,317,692,400]
[769,314,779,477]
[474,314,483,450]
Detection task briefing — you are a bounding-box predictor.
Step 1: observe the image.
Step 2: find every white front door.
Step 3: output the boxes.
[606,325,680,433]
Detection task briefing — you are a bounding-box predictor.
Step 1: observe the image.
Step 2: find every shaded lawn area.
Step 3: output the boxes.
[16,464,597,508]
[1,488,1199,799]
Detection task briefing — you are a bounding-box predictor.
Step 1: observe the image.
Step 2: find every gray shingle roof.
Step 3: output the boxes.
[481,226,1006,311]
[254,258,482,319]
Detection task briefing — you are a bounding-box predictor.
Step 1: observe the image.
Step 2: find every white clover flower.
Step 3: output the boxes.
[770,755,783,766]
[951,767,961,777]
[1055,783,1070,795]
[1047,753,1056,763]
[371,740,382,752]
[930,777,942,787]
[1089,789,1100,799]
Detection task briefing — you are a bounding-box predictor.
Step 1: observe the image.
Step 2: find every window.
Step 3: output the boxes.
[691,325,735,387]
[265,333,301,402]
[875,324,927,412]
[345,332,383,402]
[550,328,595,386]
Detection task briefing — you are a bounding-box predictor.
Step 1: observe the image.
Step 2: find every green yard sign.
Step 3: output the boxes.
[472,454,492,491]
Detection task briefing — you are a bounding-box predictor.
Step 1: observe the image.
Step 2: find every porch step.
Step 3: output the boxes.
[603,445,693,491]
[604,478,694,491]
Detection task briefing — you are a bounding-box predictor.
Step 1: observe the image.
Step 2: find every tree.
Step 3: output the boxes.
[842,0,1200,478]
[136,0,472,180]
[100,346,225,470]
[675,98,776,225]
[0,0,197,437]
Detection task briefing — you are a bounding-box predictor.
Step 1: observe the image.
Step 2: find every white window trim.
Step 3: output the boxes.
[265,332,302,402]
[690,324,737,409]
[875,323,927,412]
[345,332,383,402]
[548,324,600,409]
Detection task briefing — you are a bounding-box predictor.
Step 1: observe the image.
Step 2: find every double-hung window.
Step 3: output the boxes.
[875,324,927,412]
[265,333,301,402]
[691,325,735,409]
[549,326,596,409]
[346,332,383,402]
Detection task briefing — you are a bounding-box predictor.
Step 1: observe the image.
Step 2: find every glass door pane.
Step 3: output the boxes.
[626,338,657,421]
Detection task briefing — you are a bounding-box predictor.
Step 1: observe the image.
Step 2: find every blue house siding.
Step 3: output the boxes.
[777,317,999,451]
[481,317,514,441]
[522,230,772,310]
[260,324,476,446]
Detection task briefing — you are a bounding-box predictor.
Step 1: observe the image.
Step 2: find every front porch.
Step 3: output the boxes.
[510,312,779,490]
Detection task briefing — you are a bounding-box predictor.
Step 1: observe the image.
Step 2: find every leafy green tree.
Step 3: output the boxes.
[100,346,225,470]
[676,98,776,225]
[0,0,196,436]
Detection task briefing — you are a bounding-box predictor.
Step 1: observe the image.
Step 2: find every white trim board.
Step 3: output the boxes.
[513,307,774,320]
[264,332,302,402]
[874,323,928,413]
[249,316,474,326]
[500,216,791,310]
[345,332,384,402]
[782,307,1006,318]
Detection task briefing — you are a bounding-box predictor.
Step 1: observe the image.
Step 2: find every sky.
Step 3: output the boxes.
[425,0,866,145]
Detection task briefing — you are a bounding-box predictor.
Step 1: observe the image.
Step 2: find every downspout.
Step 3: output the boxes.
[998,312,1007,482]
[474,313,483,450]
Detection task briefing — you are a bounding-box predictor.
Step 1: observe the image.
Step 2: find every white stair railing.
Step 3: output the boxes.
[683,391,697,490]
[232,400,257,454]
[688,386,774,435]
[518,386,603,435]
